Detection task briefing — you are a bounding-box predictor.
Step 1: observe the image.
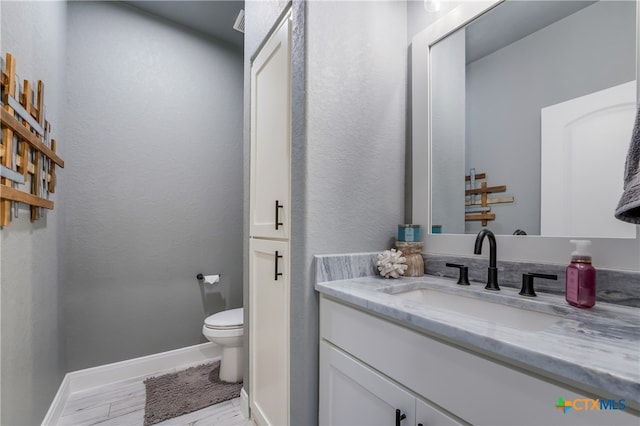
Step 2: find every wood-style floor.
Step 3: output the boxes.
[58,371,253,426]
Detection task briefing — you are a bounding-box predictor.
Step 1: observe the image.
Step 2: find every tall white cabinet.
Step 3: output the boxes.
[249,11,291,426]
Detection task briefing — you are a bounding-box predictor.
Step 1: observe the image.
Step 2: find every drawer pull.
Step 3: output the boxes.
[274,250,284,280]
[395,409,406,426]
[275,200,284,230]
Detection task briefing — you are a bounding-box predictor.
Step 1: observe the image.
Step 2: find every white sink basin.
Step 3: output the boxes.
[391,288,559,332]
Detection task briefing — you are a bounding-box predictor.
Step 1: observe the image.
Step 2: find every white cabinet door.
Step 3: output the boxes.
[249,238,289,426]
[250,12,291,239]
[415,398,463,426]
[319,341,415,426]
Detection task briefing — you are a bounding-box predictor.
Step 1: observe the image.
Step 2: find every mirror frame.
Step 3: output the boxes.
[411,0,640,271]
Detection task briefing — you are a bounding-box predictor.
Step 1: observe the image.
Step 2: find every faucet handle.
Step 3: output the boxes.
[445,263,470,285]
[520,273,558,297]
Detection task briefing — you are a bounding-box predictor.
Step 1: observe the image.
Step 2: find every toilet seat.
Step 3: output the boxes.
[204,307,243,330]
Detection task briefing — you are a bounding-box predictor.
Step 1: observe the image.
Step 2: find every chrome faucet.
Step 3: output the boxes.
[474,229,500,290]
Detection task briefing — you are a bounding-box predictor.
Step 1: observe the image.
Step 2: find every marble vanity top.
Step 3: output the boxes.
[315,273,640,407]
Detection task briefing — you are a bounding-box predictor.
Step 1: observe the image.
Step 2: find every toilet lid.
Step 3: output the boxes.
[205,308,243,328]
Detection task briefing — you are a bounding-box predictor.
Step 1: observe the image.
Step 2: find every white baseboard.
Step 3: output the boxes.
[240,387,250,419]
[41,342,220,426]
[41,374,71,426]
[65,342,220,393]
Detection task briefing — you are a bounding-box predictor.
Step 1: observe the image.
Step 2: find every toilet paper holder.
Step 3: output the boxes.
[196,273,221,285]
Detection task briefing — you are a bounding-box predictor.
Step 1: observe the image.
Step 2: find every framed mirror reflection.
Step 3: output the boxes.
[424,0,637,238]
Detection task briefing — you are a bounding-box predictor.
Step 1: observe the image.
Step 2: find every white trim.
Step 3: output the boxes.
[66,342,220,393]
[41,374,71,426]
[41,342,221,426]
[412,1,501,238]
[240,387,250,419]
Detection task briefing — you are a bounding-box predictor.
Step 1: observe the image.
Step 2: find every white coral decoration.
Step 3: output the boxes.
[377,249,408,279]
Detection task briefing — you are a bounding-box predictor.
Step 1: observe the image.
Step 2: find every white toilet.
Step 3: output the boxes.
[202,307,244,383]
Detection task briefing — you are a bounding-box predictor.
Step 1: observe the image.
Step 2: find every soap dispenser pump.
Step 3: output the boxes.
[566,240,596,308]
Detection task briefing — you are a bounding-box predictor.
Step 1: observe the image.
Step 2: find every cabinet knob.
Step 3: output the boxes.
[275,200,284,230]
[274,251,284,280]
[395,409,406,426]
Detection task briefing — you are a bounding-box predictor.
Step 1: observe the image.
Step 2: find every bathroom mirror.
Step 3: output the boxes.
[412,0,640,269]
[419,0,637,238]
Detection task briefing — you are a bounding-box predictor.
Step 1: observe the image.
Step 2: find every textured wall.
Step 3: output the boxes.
[303,1,408,424]
[288,3,310,423]
[0,2,68,424]
[306,0,407,254]
[64,1,243,371]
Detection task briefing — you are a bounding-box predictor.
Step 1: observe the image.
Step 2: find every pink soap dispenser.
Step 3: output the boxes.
[566,240,596,308]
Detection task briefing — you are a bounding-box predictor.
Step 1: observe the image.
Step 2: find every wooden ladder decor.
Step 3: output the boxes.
[0,52,64,227]
[465,169,514,226]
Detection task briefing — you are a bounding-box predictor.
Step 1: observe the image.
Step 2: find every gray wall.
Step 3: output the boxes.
[306,0,407,254]
[304,1,408,424]
[0,2,68,424]
[465,0,635,235]
[64,1,243,370]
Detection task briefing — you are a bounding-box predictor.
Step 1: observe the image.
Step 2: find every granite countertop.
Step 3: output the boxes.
[315,273,640,407]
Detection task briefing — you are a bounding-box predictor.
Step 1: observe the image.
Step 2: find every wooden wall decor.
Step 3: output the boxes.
[0,52,64,227]
[465,169,514,226]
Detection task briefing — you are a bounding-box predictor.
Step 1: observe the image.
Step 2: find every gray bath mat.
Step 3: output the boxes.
[143,361,242,426]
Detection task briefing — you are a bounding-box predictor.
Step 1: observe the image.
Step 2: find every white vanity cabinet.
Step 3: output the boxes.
[249,10,291,426]
[320,340,461,426]
[416,398,462,426]
[319,296,638,426]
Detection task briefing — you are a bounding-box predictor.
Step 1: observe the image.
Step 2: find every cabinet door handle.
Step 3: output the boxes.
[395,409,406,426]
[274,250,283,280]
[275,200,284,230]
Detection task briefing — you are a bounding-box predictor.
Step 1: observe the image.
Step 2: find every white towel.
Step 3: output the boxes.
[615,106,640,224]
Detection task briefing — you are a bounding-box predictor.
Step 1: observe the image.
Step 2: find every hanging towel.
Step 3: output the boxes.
[615,105,640,224]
